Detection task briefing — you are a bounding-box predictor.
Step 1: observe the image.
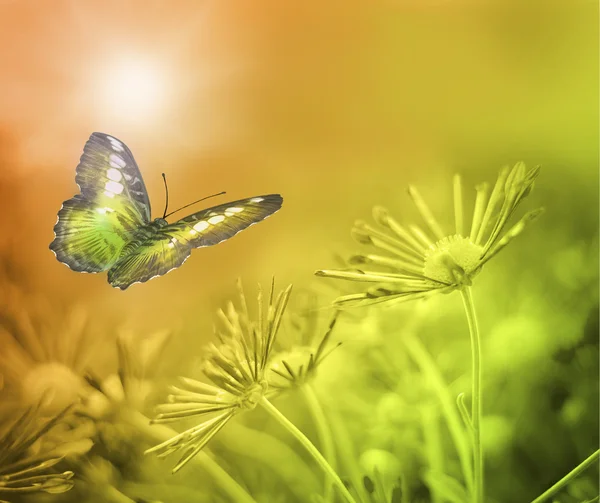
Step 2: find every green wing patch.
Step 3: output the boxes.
[107,233,192,289]
[50,195,136,272]
[50,133,150,272]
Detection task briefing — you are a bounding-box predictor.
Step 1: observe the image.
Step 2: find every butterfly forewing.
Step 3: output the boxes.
[75,133,151,222]
[106,195,283,289]
[170,194,283,247]
[50,133,151,272]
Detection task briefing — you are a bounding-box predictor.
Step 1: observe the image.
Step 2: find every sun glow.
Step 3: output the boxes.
[95,57,168,124]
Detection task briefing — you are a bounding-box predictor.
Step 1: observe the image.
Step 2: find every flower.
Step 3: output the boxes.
[316,162,543,306]
[146,279,292,473]
[83,329,172,415]
[268,292,341,392]
[0,402,77,500]
[55,330,174,503]
[0,280,99,413]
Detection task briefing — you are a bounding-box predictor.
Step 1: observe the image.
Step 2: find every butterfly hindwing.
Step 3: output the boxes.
[107,233,192,290]
[50,133,150,272]
[107,195,283,289]
[51,195,135,273]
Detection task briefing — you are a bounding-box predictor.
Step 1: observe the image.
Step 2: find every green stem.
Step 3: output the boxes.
[402,332,474,494]
[302,384,337,503]
[460,286,483,503]
[121,409,257,503]
[530,449,600,503]
[259,396,357,503]
[422,406,445,503]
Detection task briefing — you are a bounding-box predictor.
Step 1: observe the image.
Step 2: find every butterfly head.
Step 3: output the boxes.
[152,217,169,228]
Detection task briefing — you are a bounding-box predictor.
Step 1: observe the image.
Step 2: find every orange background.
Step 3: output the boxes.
[0,0,596,340]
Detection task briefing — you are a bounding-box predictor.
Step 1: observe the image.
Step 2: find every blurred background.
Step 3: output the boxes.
[0,1,597,502]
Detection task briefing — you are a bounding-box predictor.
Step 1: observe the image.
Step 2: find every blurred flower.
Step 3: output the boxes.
[83,329,172,416]
[146,279,292,473]
[0,401,88,501]
[268,297,341,392]
[316,162,543,306]
[74,329,172,476]
[0,280,99,413]
[47,329,174,503]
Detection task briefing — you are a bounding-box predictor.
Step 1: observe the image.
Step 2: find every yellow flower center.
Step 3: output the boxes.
[423,235,484,286]
[21,362,83,413]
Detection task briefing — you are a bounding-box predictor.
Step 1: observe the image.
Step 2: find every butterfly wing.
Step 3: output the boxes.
[50,133,151,273]
[107,194,283,289]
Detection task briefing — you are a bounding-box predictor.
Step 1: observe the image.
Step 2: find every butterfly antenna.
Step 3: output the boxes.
[161,173,169,219]
[164,191,227,219]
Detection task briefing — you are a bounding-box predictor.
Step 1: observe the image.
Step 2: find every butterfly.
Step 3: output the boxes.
[50,132,283,290]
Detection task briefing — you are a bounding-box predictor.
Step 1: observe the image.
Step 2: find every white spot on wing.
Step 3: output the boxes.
[104,190,115,198]
[109,154,126,168]
[208,215,225,225]
[105,181,124,194]
[107,136,125,152]
[193,221,209,232]
[250,197,264,203]
[225,207,244,217]
[106,168,122,181]
[96,207,115,215]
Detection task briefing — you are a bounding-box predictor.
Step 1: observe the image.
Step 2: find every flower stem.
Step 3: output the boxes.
[302,384,337,502]
[121,408,257,503]
[460,286,483,503]
[529,449,600,503]
[259,396,357,503]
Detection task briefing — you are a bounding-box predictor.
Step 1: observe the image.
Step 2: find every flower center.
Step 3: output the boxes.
[239,380,268,411]
[423,235,484,287]
[21,362,83,413]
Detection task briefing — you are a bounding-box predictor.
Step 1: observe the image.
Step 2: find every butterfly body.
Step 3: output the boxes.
[117,218,168,258]
[50,133,283,290]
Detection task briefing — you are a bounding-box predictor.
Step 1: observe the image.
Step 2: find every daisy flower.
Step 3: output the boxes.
[146,279,292,473]
[147,279,358,503]
[316,162,543,503]
[316,162,542,306]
